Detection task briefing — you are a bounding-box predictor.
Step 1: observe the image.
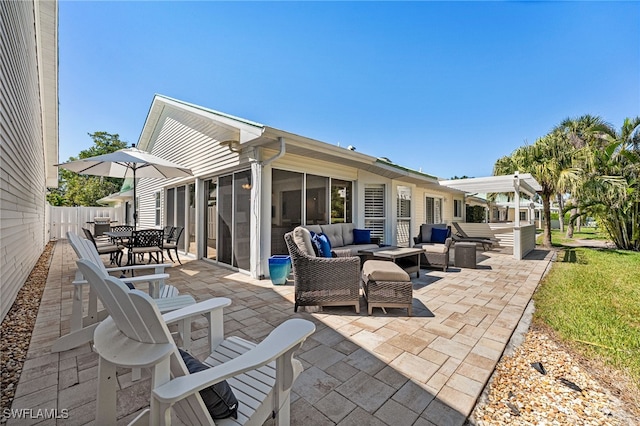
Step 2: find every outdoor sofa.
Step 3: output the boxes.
[304,222,379,256]
[413,223,453,272]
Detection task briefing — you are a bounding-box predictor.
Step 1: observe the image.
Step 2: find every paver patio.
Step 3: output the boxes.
[8,239,552,425]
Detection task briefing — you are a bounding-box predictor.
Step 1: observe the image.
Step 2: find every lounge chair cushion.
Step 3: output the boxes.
[179,349,239,419]
[293,227,316,257]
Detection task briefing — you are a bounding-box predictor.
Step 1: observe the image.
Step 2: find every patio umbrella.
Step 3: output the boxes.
[56,146,193,229]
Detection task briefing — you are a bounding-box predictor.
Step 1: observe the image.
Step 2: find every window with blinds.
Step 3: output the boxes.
[425,196,442,224]
[154,192,161,226]
[396,186,411,247]
[365,185,386,244]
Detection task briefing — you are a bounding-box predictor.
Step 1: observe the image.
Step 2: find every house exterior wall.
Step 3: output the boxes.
[135,97,468,279]
[0,0,58,321]
[136,110,252,230]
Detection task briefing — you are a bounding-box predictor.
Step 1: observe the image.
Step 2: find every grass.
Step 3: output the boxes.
[536,227,609,246]
[533,246,640,389]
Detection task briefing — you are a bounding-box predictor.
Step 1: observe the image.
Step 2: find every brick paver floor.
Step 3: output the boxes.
[8,240,552,425]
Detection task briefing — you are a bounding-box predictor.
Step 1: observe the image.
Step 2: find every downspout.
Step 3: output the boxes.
[260,136,286,167]
[253,137,286,279]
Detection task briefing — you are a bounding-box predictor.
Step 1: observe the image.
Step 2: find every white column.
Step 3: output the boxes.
[250,161,262,279]
[513,172,521,259]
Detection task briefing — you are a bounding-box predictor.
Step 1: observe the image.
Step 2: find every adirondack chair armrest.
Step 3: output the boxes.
[161,297,231,324]
[152,318,315,404]
[162,297,231,353]
[105,263,173,275]
[122,273,170,284]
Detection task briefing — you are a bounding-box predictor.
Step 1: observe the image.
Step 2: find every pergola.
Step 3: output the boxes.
[439,172,543,259]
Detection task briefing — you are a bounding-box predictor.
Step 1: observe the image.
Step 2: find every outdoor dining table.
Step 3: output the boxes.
[104,230,132,240]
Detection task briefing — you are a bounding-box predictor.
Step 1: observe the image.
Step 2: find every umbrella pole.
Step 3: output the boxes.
[133,167,137,230]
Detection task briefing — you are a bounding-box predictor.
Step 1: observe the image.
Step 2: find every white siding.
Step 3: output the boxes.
[136,111,251,229]
[0,0,57,321]
[270,151,358,181]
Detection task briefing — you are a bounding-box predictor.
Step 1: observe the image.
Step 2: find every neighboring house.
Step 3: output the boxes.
[129,95,465,279]
[0,1,59,320]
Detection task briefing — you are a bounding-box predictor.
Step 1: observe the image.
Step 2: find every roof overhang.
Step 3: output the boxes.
[35,1,59,187]
[137,94,265,152]
[439,173,541,198]
[257,128,463,192]
[97,189,133,204]
[136,95,464,193]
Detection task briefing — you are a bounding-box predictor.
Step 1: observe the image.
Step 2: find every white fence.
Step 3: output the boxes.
[48,205,123,240]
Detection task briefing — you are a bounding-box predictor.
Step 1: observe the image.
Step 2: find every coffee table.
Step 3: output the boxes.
[358,246,423,278]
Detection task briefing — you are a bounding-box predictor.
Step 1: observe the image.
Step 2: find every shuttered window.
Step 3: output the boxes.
[365,185,386,244]
[154,192,161,226]
[425,196,442,224]
[396,186,411,247]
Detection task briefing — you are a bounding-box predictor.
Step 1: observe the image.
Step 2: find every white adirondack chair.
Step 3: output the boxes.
[52,232,196,353]
[76,259,315,426]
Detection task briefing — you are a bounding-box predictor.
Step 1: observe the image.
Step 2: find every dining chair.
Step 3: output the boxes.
[128,229,165,266]
[82,227,124,266]
[164,226,184,264]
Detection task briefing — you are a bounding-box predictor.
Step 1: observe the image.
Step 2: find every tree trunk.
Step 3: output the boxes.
[542,194,553,248]
[566,207,576,238]
[556,193,564,232]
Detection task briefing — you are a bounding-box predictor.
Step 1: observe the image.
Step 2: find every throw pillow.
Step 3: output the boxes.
[119,275,136,290]
[430,227,449,244]
[317,233,332,258]
[308,231,321,257]
[178,349,239,419]
[352,229,371,245]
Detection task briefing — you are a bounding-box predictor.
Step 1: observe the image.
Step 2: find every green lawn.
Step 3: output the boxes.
[537,227,609,246]
[533,246,640,388]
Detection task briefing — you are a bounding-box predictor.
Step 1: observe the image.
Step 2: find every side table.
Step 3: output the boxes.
[454,242,477,268]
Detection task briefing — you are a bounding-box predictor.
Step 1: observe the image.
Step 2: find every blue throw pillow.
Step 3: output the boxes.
[353,229,371,244]
[431,227,449,244]
[309,231,321,257]
[317,233,332,258]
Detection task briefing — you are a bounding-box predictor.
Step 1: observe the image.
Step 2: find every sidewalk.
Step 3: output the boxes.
[9,240,552,425]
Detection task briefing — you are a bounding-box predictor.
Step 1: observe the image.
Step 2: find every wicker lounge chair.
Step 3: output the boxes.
[284,227,361,313]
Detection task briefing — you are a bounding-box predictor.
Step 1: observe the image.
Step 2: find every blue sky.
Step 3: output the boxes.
[59,1,639,179]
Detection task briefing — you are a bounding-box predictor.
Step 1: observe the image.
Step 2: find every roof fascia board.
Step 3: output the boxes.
[261,127,378,161]
[156,95,264,136]
[260,127,444,186]
[36,0,59,187]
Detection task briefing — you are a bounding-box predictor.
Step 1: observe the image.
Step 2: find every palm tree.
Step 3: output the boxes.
[493,138,562,249]
[553,115,611,237]
[577,117,640,250]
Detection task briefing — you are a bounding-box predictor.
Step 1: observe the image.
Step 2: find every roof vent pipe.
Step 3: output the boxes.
[260,137,286,166]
